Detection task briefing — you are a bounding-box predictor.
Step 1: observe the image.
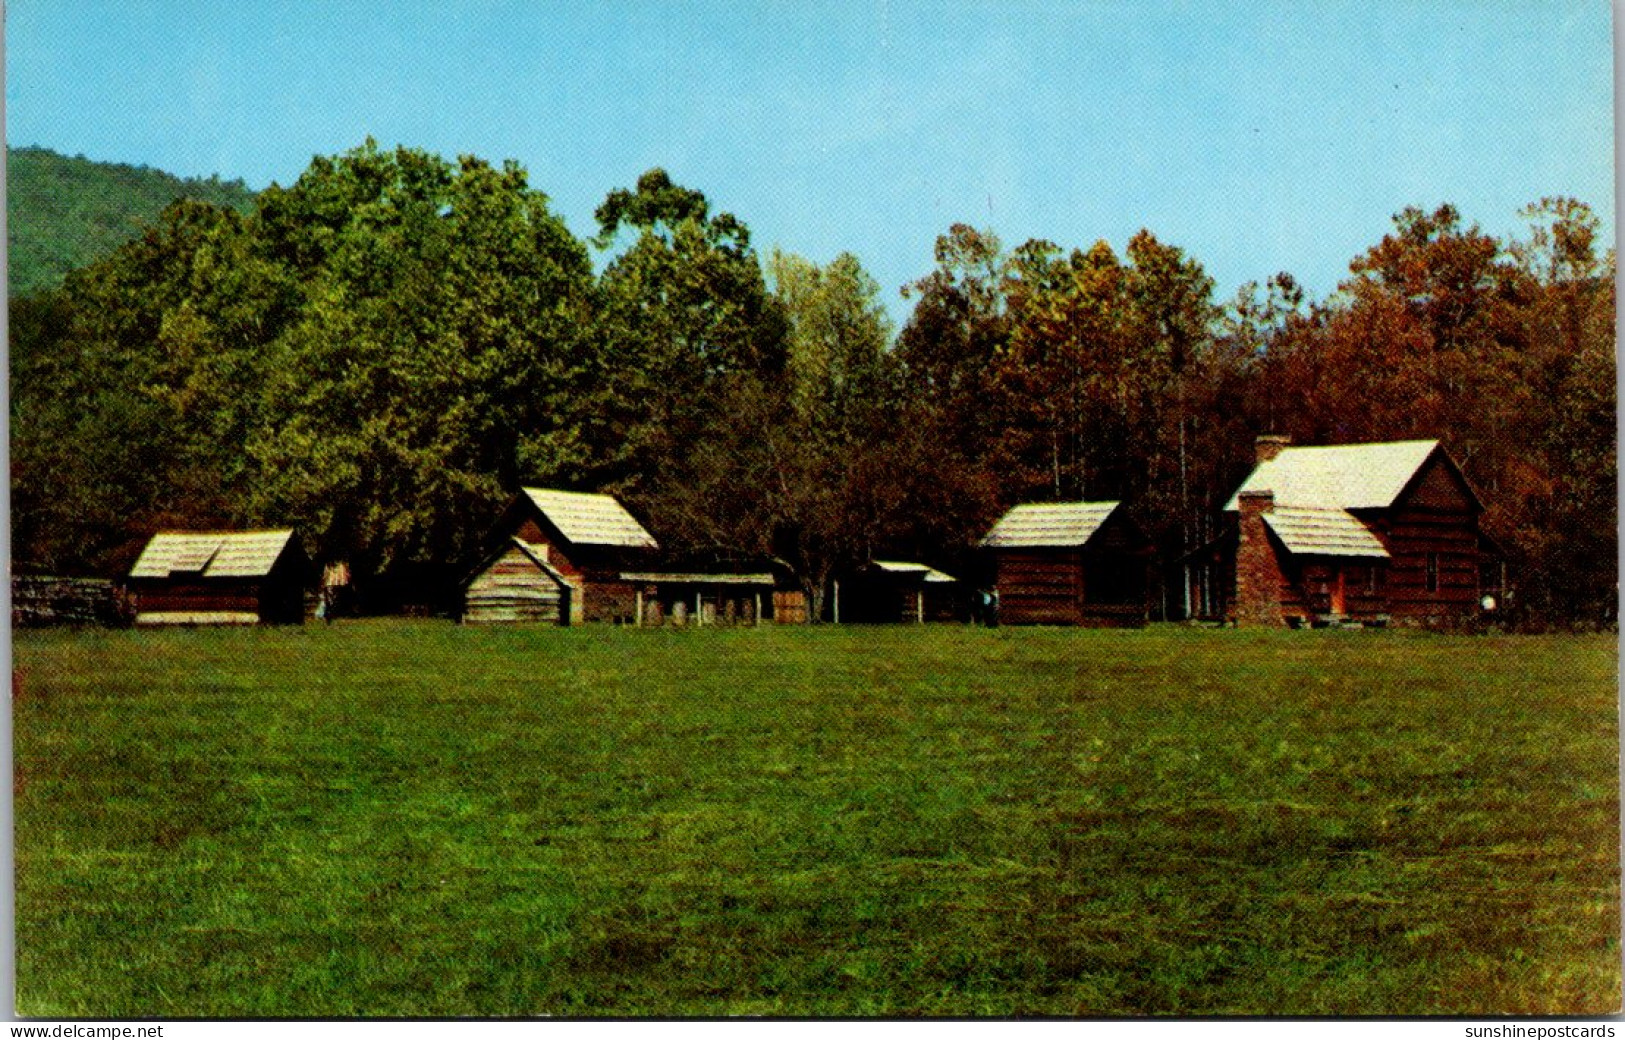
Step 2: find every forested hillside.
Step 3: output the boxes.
[9,140,1615,626]
[7,146,256,296]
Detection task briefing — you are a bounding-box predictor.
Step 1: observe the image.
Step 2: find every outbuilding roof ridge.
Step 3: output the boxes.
[520,487,659,549]
[980,500,1123,549]
[129,529,297,579]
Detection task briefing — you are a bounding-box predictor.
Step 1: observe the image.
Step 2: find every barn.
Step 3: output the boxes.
[837,560,963,623]
[127,529,308,625]
[981,502,1153,626]
[462,488,658,624]
[1199,435,1499,627]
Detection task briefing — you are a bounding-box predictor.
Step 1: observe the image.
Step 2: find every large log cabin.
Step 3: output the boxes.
[981,501,1153,626]
[462,488,658,625]
[1196,436,1499,627]
[127,529,308,625]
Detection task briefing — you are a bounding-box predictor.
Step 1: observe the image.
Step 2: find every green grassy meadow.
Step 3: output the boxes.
[12,622,1620,1017]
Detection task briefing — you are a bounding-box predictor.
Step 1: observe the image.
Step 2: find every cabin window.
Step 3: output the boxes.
[1425,552,1439,593]
[1368,566,1382,594]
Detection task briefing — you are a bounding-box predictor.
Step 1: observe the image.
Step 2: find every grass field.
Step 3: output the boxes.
[12,622,1620,1017]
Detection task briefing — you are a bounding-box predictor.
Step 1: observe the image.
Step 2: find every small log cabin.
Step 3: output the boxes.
[1202,435,1498,627]
[981,502,1153,626]
[838,560,963,623]
[462,538,574,624]
[127,529,308,625]
[462,488,658,624]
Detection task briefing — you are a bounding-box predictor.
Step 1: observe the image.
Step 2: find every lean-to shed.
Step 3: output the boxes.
[618,569,777,626]
[981,501,1153,626]
[462,488,658,624]
[839,560,963,623]
[127,529,308,625]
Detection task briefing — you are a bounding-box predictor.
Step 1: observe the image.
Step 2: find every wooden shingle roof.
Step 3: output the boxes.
[521,488,659,549]
[980,501,1122,549]
[870,560,958,583]
[1263,508,1389,558]
[1223,440,1440,511]
[130,530,296,579]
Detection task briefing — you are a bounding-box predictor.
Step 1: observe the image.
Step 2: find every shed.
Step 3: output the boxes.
[619,570,776,626]
[127,529,308,625]
[461,488,658,624]
[1207,435,1497,627]
[838,560,964,623]
[981,501,1153,626]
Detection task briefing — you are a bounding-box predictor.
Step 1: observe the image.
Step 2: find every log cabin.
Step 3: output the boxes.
[1205,435,1498,627]
[127,529,308,625]
[462,488,658,624]
[981,502,1153,626]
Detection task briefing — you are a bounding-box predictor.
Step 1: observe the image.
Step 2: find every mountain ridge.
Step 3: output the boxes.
[7,145,258,297]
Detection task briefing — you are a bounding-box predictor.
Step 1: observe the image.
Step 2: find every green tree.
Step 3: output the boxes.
[1503,198,1616,625]
[890,225,1017,567]
[764,250,902,617]
[246,143,597,588]
[896,224,1010,447]
[10,197,283,573]
[589,168,789,548]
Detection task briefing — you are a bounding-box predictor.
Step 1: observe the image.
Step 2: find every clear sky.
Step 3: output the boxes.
[5,1,1615,322]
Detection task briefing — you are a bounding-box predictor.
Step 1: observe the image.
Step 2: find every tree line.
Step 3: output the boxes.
[10,141,1615,626]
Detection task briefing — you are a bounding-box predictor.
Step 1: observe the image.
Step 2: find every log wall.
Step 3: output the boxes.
[1371,508,1482,623]
[463,546,566,624]
[12,576,130,627]
[995,549,1085,625]
[132,580,261,619]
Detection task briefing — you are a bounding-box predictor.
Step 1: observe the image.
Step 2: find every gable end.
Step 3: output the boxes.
[1393,448,1482,513]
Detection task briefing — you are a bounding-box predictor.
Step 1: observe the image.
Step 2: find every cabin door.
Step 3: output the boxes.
[1328,567,1347,617]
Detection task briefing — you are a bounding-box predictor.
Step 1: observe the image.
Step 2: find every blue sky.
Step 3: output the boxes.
[6,1,1615,322]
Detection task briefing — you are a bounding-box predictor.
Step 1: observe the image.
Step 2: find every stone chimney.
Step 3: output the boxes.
[1255,434,1291,465]
[1234,489,1286,627]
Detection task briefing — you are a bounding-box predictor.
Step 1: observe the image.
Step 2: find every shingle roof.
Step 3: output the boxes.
[1263,508,1390,558]
[980,501,1122,549]
[522,488,659,549]
[130,530,296,579]
[1223,440,1439,511]
[870,560,958,583]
